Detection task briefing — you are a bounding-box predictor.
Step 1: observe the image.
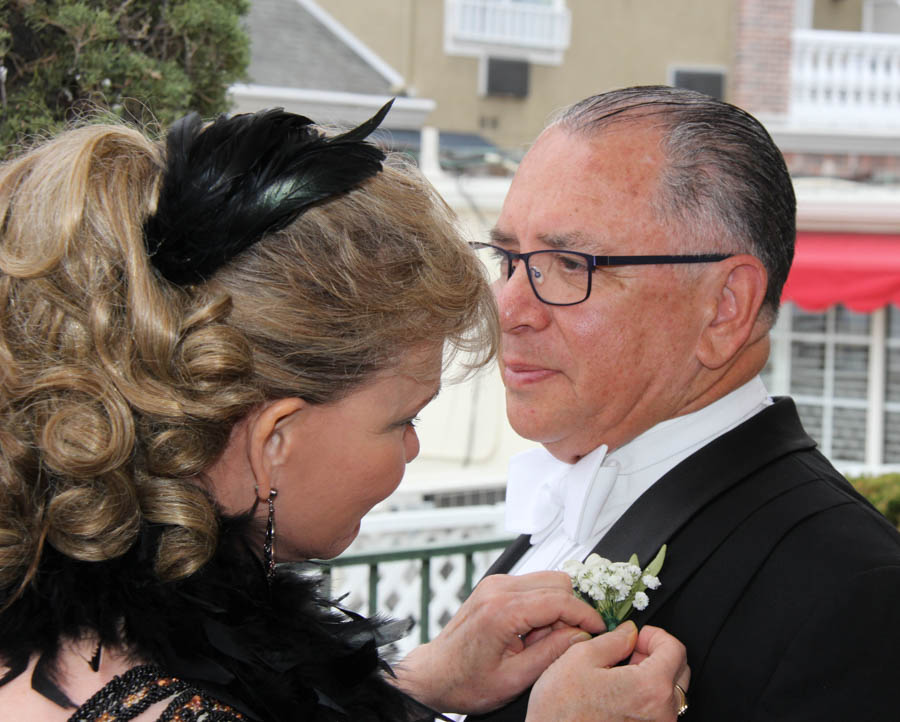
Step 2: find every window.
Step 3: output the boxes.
[882,306,900,462]
[863,0,900,34]
[769,303,873,466]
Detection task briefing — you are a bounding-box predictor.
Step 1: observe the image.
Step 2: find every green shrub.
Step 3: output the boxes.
[0,1,250,154]
[848,473,900,529]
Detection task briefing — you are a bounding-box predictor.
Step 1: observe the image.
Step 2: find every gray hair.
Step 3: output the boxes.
[550,85,795,317]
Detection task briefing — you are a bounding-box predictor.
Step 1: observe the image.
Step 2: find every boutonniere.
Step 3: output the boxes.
[562,545,666,631]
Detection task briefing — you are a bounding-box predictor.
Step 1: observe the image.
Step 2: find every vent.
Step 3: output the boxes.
[484,57,529,97]
[672,68,725,100]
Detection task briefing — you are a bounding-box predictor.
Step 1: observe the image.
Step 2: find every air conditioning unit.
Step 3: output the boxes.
[481,57,530,98]
[672,68,726,100]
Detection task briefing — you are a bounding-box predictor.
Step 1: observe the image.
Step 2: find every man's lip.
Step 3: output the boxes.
[502,360,558,385]
[503,361,552,372]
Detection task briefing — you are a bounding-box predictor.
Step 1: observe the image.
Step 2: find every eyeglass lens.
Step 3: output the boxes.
[472,245,590,305]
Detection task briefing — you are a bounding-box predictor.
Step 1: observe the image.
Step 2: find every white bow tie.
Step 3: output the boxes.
[504,445,619,545]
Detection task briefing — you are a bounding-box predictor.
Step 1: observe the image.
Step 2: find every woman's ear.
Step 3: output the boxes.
[248,397,307,499]
[696,255,768,370]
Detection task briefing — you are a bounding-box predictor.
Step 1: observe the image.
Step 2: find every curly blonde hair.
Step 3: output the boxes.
[0,120,498,600]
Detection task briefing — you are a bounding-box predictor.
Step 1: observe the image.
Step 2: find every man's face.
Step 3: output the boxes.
[493,124,710,462]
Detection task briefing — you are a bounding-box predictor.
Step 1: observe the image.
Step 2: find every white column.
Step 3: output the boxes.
[821,309,836,459]
[866,307,887,469]
[794,0,814,29]
[770,304,793,395]
[419,126,446,180]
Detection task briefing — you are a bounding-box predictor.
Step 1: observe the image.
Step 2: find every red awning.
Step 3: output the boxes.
[781,232,900,312]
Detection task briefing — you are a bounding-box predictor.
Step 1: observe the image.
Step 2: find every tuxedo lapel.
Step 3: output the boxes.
[467,399,819,722]
[482,534,531,576]
[589,397,815,567]
[483,399,815,583]
[640,474,857,681]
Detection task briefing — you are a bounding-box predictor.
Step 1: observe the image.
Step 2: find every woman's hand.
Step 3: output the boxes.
[526,622,691,722]
[393,571,605,713]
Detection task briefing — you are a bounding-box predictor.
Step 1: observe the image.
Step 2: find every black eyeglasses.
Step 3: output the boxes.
[470,242,732,306]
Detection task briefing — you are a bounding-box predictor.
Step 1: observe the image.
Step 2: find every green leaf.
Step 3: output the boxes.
[644,544,667,578]
[614,596,635,622]
[612,545,666,621]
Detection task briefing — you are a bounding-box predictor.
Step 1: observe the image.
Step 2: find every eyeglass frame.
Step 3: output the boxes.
[470,242,734,306]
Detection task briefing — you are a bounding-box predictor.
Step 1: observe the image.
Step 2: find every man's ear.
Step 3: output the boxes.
[696,254,768,370]
[247,397,307,498]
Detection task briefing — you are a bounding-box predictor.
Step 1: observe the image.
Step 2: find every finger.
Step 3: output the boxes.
[677,667,691,692]
[508,586,606,636]
[497,626,596,691]
[523,620,579,647]
[576,621,639,668]
[629,650,649,664]
[476,570,575,595]
[516,620,638,686]
[522,625,554,647]
[509,570,580,590]
[629,626,687,681]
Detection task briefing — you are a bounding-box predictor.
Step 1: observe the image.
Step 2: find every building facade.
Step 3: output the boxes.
[235,0,900,481]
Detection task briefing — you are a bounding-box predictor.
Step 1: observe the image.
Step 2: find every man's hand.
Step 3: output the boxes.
[393,571,605,713]
[526,622,691,722]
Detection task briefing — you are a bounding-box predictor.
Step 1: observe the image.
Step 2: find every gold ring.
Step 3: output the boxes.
[674,683,688,716]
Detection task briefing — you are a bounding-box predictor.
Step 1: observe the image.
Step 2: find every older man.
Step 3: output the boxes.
[468,86,900,722]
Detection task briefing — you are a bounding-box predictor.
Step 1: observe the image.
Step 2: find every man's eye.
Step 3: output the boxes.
[490,249,508,265]
[557,254,588,272]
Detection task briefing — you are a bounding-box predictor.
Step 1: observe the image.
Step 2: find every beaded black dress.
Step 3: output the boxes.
[0,516,433,722]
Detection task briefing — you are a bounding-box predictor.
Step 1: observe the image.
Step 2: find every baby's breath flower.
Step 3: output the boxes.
[562,545,666,631]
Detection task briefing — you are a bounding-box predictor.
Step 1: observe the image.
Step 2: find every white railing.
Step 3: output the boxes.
[445,0,571,54]
[348,504,508,552]
[791,28,900,128]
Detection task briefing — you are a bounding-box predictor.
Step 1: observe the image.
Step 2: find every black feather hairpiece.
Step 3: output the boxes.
[144,99,394,285]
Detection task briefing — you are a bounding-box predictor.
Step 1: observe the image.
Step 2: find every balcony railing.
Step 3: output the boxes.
[322,537,513,654]
[445,0,571,63]
[792,28,900,129]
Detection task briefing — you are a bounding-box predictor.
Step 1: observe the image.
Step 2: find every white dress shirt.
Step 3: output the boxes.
[504,376,773,574]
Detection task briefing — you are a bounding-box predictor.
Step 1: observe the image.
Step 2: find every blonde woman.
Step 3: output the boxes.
[0,105,688,721]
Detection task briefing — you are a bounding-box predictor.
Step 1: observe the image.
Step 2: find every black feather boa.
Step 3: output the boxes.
[0,516,434,721]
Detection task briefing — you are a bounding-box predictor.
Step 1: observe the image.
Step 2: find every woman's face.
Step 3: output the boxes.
[271,346,442,560]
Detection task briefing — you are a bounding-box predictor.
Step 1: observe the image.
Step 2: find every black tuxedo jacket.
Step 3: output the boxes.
[467,398,900,722]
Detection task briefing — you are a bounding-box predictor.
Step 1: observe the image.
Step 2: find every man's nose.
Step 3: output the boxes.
[496,261,550,332]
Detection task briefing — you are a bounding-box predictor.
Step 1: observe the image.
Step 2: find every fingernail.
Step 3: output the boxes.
[617,620,638,641]
[568,631,592,646]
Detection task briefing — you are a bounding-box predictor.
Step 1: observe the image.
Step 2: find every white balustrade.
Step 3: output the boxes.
[792,28,900,128]
[445,0,571,53]
[349,504,508,551]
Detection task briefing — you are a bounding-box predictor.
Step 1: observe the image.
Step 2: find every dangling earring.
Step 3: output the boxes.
[88,642,102,672]
[263,488,278,582]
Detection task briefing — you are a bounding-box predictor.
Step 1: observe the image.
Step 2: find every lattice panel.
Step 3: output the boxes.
[427,554,466,640]
[328,547,506,657]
